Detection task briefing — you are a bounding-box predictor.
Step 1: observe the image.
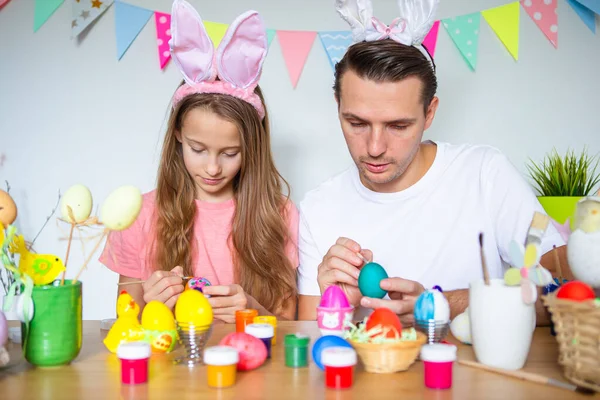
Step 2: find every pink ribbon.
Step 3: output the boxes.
[371,17,407,41]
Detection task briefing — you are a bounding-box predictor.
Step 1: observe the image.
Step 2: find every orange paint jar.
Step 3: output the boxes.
[235,309,258,333]
[204,346,239,388]
[253,316,277,345]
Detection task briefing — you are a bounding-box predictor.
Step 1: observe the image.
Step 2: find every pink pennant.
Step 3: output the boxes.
[0,0,11,9]
[423,20,440,57]
[155,11,172,70]
[520,0,558,48]
[277,30,317,88]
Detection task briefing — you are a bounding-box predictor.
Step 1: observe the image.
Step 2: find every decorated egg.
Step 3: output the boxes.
[141,301,176,331]
[0,189,17,226]
[175,290,213,327]
[556,281,595,302]
[450,309,471,345]
[100,186,142,231]
[319,285,351,309]
[365,308,402,339]
[219,332,267,371]
[186,277,211,293]
[61,184,93,223]
[311,335,353,370]
[414,288,450,322]
[358,262,388,299]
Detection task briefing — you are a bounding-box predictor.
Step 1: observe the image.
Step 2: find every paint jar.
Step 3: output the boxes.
[235,309,258,333]
[254,316,277,345]
[117,342,151,385]
[322,346,357,390]
[284,333,310,368]
[420,343,457,389]
[244,323,274,358]
[204,346,239,388]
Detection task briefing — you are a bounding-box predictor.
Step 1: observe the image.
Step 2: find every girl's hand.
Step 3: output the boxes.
[142,266,185,310]
[202,284,248,323]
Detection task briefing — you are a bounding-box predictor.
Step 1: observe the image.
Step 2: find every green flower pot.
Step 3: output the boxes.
[22,280,82,367]
[537,196,583,231]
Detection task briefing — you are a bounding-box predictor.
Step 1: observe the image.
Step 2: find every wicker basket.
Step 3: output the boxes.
[350,331,427,373]
[542,293,600,392]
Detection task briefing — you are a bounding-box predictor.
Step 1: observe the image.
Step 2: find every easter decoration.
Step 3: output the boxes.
[566,193,600,289]
[103,291,178,354]
[312,335,353,371]
[317,285,354,337]
[503,212,554,304]
[344,308,427,373]
[219,332,268,371]
[174,289,214,366]
[449,307,471,345]
[358,261,389,299]
[414,288,451,344]
[186,277,211,295]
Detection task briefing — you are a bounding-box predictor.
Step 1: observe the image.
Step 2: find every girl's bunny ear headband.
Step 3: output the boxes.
[169,0,268,119]
[335,0,439,69]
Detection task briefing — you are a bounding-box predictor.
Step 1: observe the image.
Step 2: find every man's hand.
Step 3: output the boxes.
[360,278,425,326]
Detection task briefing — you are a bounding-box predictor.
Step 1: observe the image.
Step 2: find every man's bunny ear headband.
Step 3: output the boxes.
[169,0,267,119]
[335,0,439,69]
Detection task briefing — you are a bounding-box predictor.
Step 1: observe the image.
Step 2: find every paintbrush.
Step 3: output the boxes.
[458,360,595,394]
[117,276,194,286]
[479,233,490,285]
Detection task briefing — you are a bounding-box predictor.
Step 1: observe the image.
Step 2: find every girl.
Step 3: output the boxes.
[99,1,298,322]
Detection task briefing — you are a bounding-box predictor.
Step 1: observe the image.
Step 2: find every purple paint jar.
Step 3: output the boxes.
[245,323,274,359]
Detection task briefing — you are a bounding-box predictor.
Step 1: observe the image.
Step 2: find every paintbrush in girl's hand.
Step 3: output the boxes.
[117,276,194,286]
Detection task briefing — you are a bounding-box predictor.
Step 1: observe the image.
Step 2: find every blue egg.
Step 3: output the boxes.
[358,262,388,299]
[311,335,352,370]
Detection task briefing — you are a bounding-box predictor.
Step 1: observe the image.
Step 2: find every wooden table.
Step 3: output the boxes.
[0,321,597,400]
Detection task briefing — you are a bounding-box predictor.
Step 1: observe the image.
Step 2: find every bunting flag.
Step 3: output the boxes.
[482,2,520,61]
[267,29,277,48]
[0,0,11,9]
[318,31,353,71]
[442,13,481,71]
[34,0,64,32]
[115,1,153,60]
[71,0,114,38]
[573,0,600,16]
[520,0,558,48]
[204,21,228,47]
[154,12,171,70]
[423,21,440,57]
[278,31,317,88]
[568,0,597,33]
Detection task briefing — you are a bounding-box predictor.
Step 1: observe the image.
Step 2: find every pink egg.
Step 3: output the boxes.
[219,332,267,371]
[319,286,351,308]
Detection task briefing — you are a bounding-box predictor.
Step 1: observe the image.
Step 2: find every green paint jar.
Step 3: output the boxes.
[284,333,310,368]
[22,280,82,367]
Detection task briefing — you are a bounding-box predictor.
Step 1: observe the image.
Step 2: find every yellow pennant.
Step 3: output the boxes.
[204,21,229,48]
[482,2,520,61]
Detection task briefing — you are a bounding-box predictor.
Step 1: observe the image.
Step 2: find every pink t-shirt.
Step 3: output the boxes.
[99,191,299,284]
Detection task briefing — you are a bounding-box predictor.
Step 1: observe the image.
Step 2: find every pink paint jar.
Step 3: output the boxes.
[321,346,357,390]
[420,343,457,390]
[117,342,151,385]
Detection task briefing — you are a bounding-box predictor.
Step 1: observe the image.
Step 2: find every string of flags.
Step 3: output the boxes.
[6,0,599,88]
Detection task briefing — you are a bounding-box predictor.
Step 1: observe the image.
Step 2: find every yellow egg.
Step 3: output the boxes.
[175,290,213,326]
[0,190,17,226]
[101,186,142,231]
[141,301,176,331]
[61,184,93,223]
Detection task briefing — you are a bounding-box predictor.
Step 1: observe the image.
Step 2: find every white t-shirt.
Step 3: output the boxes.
[298,141,564,317]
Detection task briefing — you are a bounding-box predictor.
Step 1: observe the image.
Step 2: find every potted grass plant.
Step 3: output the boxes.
[527,148,600,230]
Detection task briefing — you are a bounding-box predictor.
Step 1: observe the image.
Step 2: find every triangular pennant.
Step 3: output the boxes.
[154,12,171,70]
[115,1,153,60]
[34,0,64,32]
[442,13,481,71]
[277,31,317,88]
[482,2,520,61]
[422,21,440,57]
[520,0,558,48]
[567,0,596,33]
[71,0,114,38]
[0,0,12,10]
[204,21,228,48]
[572,0,600,16]
[267,29,277,48]
[318,31,352,71]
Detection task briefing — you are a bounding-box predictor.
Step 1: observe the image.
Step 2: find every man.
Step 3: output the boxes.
[297,39,569,325]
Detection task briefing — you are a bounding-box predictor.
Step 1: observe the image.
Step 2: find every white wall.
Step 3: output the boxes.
[0,0,598,319]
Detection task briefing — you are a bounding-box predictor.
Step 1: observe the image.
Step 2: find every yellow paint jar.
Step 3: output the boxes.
[204,346,239,388]
[253,316,277,345]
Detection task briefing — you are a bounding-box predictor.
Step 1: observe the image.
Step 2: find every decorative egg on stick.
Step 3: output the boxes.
[317,285,354,336]
[0,189,17,228]
[567,194,600,289]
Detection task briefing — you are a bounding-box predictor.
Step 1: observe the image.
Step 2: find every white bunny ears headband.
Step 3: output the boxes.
[169,0,268,119]
[335,0,439,68]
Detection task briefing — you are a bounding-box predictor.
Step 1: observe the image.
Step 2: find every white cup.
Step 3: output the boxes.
[469,279,536,370]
